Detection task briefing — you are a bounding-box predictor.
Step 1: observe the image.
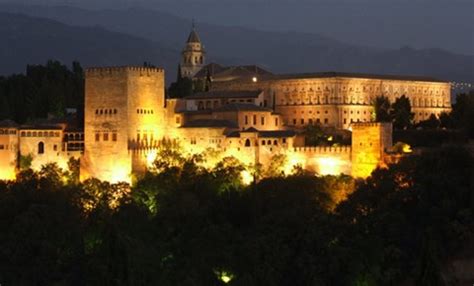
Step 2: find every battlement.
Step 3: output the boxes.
[293,146,351,154]
[86,66,164,76]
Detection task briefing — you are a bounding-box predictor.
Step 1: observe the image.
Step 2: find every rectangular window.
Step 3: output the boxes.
[301,118,304,125]
[103,133,109,141]
[309,119,313,125]
[275,118,278,126]
[293,119,297,125]
[53,145,57,151]
[253,115,257,125]
[95,133,100,142]
[0,144,4,150]
[324,118,328,124]
[261,116,265,125]
[112,133,117,141]
[176,117,181,124]
[344,118,347,124]
[245,115,248,125]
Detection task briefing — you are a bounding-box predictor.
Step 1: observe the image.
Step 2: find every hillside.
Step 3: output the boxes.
[0,12,179,82]
[0,5,473,82]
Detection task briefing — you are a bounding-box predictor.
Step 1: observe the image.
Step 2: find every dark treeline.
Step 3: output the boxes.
[0,147,472,285]
[0,60,84,124]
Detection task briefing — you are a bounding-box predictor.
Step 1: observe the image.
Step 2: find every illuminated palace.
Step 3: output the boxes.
[0,27,452,182]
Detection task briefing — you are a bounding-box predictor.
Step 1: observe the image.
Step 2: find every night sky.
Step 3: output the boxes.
[2,0,473,55]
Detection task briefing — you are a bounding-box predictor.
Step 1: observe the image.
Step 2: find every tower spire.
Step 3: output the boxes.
[180,22,206,78]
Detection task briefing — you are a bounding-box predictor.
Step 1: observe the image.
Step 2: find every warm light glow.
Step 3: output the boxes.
[252,76,258,82]
[0,168,16,181]
[284,152,306,175]
[109,167,132,184]
[241,170,253,185]
[146,150,158,167]
[214,270,235,284]
[316,157,343,175]
[402,144,412,153]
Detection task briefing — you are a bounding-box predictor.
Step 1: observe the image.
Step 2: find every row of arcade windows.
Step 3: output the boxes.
[293,118,329,125]
[244,138,286,147]
[0,129,16,135]
[20,131,60,137]
[95,132,117,142]
[137,109,154,115]
[96,109,117,115]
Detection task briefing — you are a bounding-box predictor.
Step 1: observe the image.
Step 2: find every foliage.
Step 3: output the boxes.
[0,147,472,285]
[18,153,33,170]
[450,91,474,138]
[303,124,336,146]
[167,65,193,98]
[416,114,440,129]
[373,95,391,122]
[0,60,84,124]
[390,95,414,129]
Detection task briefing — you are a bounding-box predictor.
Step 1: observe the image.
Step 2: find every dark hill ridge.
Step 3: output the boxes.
[0,5,473,82]
[0,12,179,82]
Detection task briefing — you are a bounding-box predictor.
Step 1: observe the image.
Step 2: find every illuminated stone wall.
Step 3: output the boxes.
[211,76,451,128]
[351,122,393,178]
[82,67,166,183]
[18,128,71,171]
[0,128,18,180]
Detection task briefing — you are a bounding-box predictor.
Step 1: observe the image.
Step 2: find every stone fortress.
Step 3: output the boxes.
[0,26,452,182]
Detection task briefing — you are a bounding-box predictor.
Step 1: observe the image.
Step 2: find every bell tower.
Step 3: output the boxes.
[180,22,206,78]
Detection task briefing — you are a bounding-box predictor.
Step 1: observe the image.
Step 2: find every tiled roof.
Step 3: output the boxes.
[225,129,297,138]
[194,64,273,80]
[258,130,297,138]
[185,90,262,100]
[214,103,272,112]
[194,63,226,78]
[181,119,238,128]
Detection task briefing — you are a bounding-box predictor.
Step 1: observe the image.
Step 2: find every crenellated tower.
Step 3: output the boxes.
[180,23,206,78]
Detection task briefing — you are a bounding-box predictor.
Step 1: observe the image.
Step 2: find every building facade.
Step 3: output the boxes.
[0,27,452,183]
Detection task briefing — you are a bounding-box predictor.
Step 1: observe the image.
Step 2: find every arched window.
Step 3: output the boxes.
[200,56,203,64]
[38,142,44,154]
[75,134,80,141]
[273,140,278,146]
[245,139,251,147]
[262,140,266,145]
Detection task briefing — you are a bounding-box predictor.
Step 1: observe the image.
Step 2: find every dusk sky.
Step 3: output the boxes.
[3,0,473,55]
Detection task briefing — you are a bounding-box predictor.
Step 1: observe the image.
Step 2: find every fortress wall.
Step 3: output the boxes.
[0,131,18,180]
[351,122,392,178]
[83,67,131,183]
[293,146,352,175]
[126,68,166,141]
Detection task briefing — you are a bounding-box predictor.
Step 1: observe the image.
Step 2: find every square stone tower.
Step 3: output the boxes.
[81,67,166,183]
[351,122,392,178]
